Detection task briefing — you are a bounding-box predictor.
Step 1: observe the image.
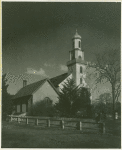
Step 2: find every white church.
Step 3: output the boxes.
[13,30,90,114]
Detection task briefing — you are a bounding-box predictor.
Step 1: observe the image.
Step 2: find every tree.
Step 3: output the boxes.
[55,79,91,117]
[2,74,14,120]
[77,87,91,117]
[99,92,112,104]
[89,49,120,119]
[55,79,79,117]
[115,101,121,116]
[92,93,113,116]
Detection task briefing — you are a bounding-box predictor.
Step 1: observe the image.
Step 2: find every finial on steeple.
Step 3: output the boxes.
[76,29,78,35]
[73,29,81,39]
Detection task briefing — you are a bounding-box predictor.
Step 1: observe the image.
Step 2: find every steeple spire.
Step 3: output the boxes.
[75,29,79,36]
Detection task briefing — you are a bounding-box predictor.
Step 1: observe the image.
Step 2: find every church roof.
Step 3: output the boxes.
[12,73,69,100]
[50,73,69,88]
[12,78,59,100]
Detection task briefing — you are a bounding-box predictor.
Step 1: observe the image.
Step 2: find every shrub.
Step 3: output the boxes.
[29,98,56,117]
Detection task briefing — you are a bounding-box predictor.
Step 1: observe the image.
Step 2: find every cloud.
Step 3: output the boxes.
[60,64,68,72]
[26,68,48,77]
[44,63,68,72]
[44,63,55,68]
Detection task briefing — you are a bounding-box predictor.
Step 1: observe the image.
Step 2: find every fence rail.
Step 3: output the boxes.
[7,115,105,134]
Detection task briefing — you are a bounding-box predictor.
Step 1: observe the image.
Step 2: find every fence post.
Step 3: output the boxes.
[26,118,28,124]
[17,117,19,123]
[8,116,12,122]
[35,118,38,126]
[47,119,50,127]
[99,123,102,133]
[99,123,105,134]
[102,123,105,134]
[79,121,82,131]
[60,120,64,129]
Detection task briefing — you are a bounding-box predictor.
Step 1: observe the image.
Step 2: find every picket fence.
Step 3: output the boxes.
[7,115,105,134]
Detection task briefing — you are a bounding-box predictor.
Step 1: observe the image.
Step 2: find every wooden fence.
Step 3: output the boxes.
[7,115,105,134]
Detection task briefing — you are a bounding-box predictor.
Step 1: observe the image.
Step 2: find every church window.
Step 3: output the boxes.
[79,55,81,59]
[80,66,82,73]
[22,104,26,112]
[71,53,73,60]
[73,41,75,49]
[71,51,75,60]
[44,97,52,105]
[80,78,82,84]
[17,105,20,113]
[79,41,81,48]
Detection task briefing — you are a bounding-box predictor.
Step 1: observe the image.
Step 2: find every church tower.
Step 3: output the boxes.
[67,30,87,87]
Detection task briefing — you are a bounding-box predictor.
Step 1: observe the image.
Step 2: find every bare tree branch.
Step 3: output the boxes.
[88,49,120,120]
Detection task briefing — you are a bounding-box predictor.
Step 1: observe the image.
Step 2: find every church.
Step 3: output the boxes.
[12,30,89,114]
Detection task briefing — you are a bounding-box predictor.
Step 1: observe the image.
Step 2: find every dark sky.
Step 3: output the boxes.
[2,2,121,94]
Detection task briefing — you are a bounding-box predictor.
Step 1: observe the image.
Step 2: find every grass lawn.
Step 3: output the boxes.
[2,120,121,148]
[104,118,121,136]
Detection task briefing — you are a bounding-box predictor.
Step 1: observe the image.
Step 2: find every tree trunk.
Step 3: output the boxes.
[112,84,115,120]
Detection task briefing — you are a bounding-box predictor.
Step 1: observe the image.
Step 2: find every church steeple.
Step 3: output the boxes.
[67,30,86,87]
[69,30,84,61]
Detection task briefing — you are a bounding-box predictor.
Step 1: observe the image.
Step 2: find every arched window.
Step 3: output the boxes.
[80,66,82,73]
[44,97,52,105]
[80,78,82,84]
[79,41,81,48]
